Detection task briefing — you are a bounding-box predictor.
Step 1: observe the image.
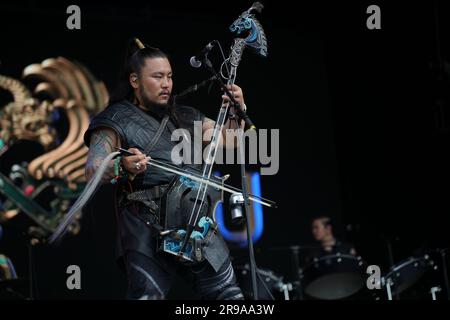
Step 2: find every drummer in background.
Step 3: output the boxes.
[311,216,357,257]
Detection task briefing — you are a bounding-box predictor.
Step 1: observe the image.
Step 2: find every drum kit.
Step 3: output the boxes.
[235,247,449,300]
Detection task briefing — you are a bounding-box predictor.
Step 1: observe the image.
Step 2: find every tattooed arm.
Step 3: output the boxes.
[85,128,151,183]
[85,128,119,184]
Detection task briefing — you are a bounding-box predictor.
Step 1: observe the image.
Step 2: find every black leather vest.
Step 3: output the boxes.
[84,99,204,189]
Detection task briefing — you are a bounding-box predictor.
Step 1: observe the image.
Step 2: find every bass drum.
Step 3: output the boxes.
[300,254,367,300]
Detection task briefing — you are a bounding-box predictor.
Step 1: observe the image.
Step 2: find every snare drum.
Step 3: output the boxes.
[300,253,367,300]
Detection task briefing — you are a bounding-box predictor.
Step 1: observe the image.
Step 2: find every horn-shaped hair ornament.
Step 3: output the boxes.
[134,37,145,49]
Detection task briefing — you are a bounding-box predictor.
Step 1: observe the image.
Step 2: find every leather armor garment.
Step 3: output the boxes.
[84,99,204,189]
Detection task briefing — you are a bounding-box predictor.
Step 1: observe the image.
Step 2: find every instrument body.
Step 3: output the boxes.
[157,169,224,262]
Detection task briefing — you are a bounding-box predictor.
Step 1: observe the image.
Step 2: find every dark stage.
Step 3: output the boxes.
[0,0,449,302]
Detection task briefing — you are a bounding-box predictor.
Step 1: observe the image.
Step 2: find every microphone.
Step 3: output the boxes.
[189,41,217,68]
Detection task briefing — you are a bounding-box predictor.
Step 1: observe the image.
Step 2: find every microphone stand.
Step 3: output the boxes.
[201,56,260,300]
[173,76,217,106]
[233,119,259,300]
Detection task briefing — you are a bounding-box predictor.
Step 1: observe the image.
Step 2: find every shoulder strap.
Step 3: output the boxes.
[144,115,169,155]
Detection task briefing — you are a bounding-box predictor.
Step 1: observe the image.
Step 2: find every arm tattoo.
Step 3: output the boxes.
[85,128,119,183]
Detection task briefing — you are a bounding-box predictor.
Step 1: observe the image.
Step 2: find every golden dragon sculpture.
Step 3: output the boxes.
[0,57,108,238]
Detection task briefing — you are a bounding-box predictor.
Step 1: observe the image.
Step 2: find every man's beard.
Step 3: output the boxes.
[139,90,175,119]
[141,92,169,109]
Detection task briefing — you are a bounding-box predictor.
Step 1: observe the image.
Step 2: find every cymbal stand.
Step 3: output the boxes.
[290,246,303,300]
[277,282,293,300]
[382,276,393,301]
[430,286,441,300]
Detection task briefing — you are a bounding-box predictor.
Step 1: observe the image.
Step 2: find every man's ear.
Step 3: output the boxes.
[129,73,139,89]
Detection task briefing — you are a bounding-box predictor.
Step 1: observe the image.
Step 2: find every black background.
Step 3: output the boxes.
[0,0,449,299]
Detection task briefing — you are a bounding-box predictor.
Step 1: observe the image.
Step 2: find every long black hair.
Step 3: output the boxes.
[108,38,170,106]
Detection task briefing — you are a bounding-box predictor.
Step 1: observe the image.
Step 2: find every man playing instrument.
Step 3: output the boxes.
[83,38,246,300]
